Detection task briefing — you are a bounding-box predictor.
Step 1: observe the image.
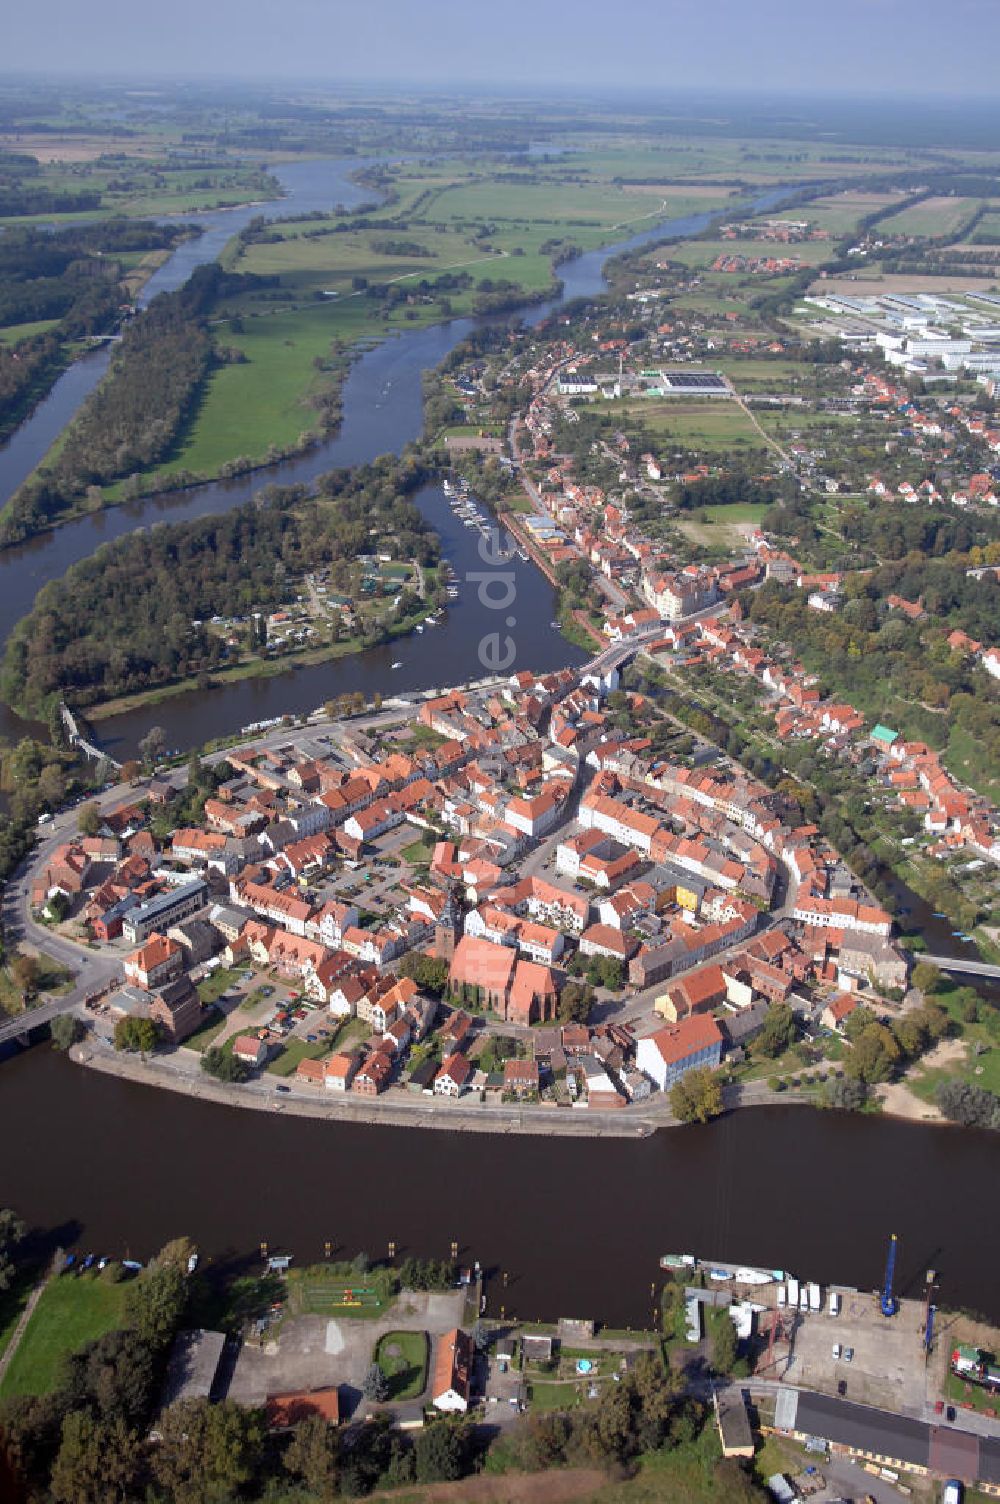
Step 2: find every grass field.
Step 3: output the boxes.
[290,1269,393,1319]
[0,318,61,346]
[880,196,985,238]
[0,1274,128,1398]
[266,1037,330,1077]
[589,397,763,451]
[373,1329,429,1400]
[947,722,1000,802]
[182,1005,226,1052]
[0,955,72,1019]
[675,502,766,550]
[105,160,730,493]
[0,1266,40,1366]
[401,835,435,865]
[196,967,242,1005]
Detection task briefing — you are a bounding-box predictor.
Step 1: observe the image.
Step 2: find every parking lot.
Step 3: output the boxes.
[784,1294,930,1412]
[483,1353,526,1426]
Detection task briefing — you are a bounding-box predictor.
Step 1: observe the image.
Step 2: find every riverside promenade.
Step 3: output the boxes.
[70,1040,666,1137]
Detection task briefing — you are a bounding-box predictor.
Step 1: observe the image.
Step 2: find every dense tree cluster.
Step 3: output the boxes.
[0,263,271,544]
[0,220,186,449]
[395,1257,456,1291]
[937,1078,1000,1130]
[398,953,450,995]
[0,1241,190,1502]
[2,458,436,714]
[744,566,1000,794]
[841,999,951,1084]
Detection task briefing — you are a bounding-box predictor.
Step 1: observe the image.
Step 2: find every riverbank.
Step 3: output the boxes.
[70,1040,665,1136]
[69,1034,980,1139]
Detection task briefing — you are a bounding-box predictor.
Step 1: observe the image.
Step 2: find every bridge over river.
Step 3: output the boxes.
[920,952,1000,980]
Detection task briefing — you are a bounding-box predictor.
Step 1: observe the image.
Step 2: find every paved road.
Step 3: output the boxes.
[508,404,630,613]
[921,952,1000,978]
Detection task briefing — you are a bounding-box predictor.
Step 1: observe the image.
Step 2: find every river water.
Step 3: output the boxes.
[0,1047,998,1327]
[1,165,998,1322]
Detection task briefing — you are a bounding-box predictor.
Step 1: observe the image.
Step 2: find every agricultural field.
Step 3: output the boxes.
[970,211,1000,244]
[879,195,985,238]
[423,177,710,232]
[779,190,908,235]
[234,222,498,297]
[116,157,736,491]
[808,270,1000,296]
[0,154,280,227]
[662,236,831,269]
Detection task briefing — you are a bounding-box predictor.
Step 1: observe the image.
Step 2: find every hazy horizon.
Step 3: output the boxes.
[5,0,997,98]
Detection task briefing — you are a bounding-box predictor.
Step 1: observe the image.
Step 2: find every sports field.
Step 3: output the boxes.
[291,1271,393,1320]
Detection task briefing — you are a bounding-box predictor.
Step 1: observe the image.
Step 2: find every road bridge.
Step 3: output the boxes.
[59,703,121,772]
[920,952,1000,979]
[0,995,79,1048]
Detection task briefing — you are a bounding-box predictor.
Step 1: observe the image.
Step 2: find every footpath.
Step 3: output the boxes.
[0,1256,57,1388]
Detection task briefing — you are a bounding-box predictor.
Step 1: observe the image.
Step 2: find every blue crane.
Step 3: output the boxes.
[880,1232,899,1318]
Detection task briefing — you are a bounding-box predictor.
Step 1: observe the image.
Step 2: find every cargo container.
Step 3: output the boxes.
[809,1283,821,1312]
[787,1278,799,1308]
[776,1285,787,1308]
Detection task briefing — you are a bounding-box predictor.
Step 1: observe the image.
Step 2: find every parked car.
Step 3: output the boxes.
[832,1344,842,1359]
[843,1347,854,1363]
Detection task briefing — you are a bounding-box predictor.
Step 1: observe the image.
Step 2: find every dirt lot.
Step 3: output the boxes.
[367,1471,609,1503]
[784,1294,930,1412]
[880,1037,968,1122]
[227,1289,466,1412]
[810,272,1000,295]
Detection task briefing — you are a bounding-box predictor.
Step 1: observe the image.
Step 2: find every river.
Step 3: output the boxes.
[0,161,792,758]
[0,1046,998,1327]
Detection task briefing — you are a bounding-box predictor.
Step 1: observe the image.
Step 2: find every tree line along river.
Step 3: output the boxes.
[0,160,996,1323]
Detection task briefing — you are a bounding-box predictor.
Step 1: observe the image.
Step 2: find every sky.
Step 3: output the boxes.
[4,0,997,97]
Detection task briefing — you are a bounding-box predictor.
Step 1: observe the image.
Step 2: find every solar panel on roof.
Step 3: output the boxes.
[662,372,728,390]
